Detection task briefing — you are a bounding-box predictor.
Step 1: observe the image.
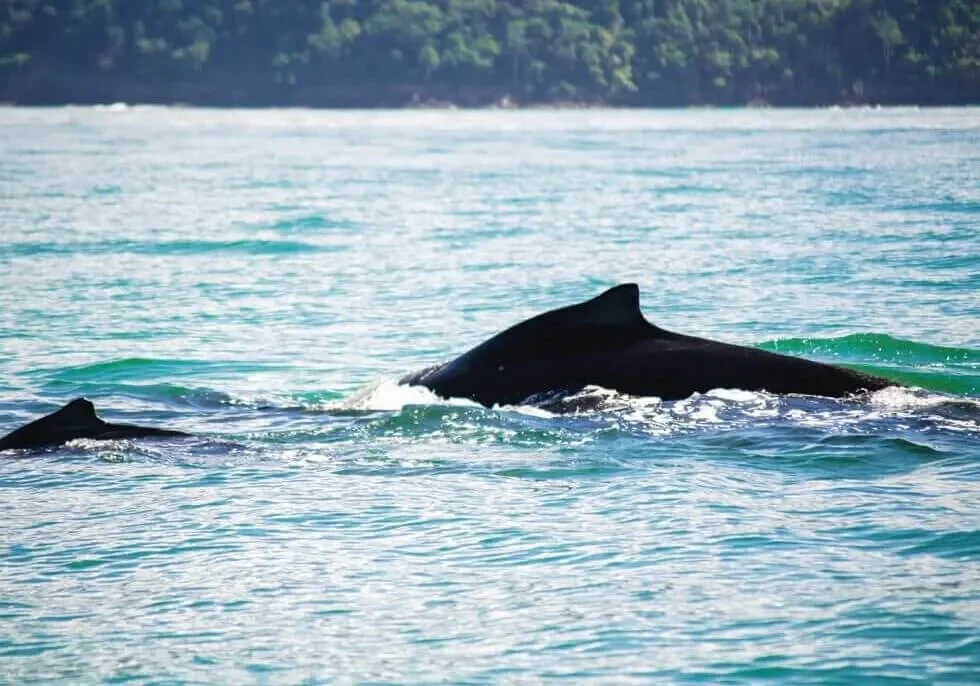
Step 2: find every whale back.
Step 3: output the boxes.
[0,398,104,451]
[400,283,669,405]
[0,398,188,452]
[448,283,655,368]
[402,282,897,406]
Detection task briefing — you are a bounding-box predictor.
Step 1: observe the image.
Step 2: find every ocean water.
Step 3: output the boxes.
[1,106,979,684]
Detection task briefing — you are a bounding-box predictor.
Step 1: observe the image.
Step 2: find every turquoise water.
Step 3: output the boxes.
[1,106,979,684]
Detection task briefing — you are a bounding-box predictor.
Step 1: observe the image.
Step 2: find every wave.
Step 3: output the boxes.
[332,374,979,426]
[257,380,970,478]
[21,359,284,411]
[30,358,276,382]
[756,333,979,396]
[7,333,977,462]
[756,333,979,364]
[4,239,344,258]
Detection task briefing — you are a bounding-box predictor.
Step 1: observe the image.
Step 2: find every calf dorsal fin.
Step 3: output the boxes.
[52,398,101,427]
[0,397,104,451]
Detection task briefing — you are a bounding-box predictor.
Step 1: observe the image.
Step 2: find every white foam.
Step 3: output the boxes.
[705,388,764,403]
[498,403,556,419]
[339,378,481,412]
[334,379,975,440]
[91,102,130,111]
[869,385,974,410]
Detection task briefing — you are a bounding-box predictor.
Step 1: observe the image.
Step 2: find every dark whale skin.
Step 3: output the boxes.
[401,283,894,407]
[0,398,189,452]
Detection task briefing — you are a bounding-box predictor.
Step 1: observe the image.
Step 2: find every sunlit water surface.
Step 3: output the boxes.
[1,107,979,684]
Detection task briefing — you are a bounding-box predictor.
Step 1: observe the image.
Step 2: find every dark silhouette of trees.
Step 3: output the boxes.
[1,0,976,106]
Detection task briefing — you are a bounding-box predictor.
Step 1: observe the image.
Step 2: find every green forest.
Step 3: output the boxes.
[1,0,978,107]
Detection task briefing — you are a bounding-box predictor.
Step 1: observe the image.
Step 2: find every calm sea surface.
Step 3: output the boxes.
[1,106,979,684]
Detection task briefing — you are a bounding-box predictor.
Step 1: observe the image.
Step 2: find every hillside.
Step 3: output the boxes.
[2,0,977,107]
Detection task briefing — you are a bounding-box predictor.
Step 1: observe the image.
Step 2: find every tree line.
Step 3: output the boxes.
[1,0,977,107]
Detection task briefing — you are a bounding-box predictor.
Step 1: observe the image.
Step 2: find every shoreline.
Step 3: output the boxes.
[0,98,966,111]
[2,69,974,112]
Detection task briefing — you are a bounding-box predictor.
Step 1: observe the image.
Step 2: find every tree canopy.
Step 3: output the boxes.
[1,0,977,106]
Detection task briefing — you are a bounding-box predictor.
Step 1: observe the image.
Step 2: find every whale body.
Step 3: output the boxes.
[401,283,894,406]
[0,398,189,452]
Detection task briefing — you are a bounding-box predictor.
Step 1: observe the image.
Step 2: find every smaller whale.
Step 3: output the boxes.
[0,398,189,452]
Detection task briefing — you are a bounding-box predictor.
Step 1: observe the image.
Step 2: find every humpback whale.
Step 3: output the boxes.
[401,283,894,406]
[0,398,189,452]
[2,283,898,452]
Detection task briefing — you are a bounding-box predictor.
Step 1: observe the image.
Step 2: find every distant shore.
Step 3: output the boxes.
[3,0,977,114]
[2,65,974,111]
[0,85,965,111]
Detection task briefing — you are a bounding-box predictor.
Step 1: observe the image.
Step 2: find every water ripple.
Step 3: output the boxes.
[1,107,979,683]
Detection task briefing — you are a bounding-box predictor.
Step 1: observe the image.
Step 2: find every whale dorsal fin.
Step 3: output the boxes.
[0,397,189,452]
[573,283,644,328]
[573,282,689,341]
[445,283,654,369]
[54,398,101,427]
[0,397,104,451]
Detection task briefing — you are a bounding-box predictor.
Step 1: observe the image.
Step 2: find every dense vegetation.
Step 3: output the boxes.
[1,0,978,107]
